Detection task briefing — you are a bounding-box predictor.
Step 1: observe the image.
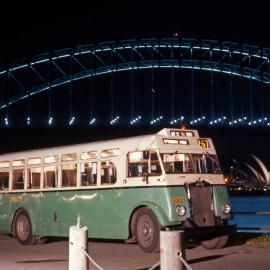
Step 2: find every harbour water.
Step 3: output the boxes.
[229,195,270,233]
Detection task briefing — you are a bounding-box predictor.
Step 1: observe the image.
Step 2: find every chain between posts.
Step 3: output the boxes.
[82,249,192,270]
[178,252,193,270]
[82,249,105,270]
[146,252,192,270]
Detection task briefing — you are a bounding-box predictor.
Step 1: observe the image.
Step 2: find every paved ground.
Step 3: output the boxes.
[0,233,269,270]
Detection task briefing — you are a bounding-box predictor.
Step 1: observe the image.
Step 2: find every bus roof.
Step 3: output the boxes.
[0,128,210,161]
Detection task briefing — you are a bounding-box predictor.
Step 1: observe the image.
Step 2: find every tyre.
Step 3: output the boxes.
[14,209,36,245]
[201,235,228,249]
[135,208,160,253]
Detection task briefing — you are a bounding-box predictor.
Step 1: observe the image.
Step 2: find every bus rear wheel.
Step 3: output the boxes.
[135,208,160,253]
[201,235,228,249]
[14,209,37,245]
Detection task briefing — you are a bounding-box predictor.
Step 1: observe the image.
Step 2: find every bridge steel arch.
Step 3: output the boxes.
[0,37,270,110]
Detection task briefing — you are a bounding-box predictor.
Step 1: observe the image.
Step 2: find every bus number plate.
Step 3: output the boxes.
[10,196,23,203]
[197,139,210,148]
[172,196,185,205]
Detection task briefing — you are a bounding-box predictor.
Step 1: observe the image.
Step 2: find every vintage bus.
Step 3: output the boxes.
[0,128,234,252]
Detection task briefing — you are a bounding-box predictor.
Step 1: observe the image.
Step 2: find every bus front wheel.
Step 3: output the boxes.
[14,209,37,245]
[135,208,160,253]
[201,235,228,249]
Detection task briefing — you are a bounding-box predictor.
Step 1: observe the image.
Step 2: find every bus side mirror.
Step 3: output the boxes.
[143,150,149,159]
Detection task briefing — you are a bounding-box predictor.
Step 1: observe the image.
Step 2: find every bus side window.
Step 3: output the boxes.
[81,162,97,186]
[12,169,25,190]
[0,172,9,190]
[62,164,77,187]
[127,152,148,177]
[101,161,117,185]
[150,152,162,175]
[44,166,58,188]
[27,167,41,189]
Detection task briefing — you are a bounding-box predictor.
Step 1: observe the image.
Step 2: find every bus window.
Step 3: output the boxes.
[27,158,41,165]
[150,152,162,175]
[27,167,41,189]
[101,161,117,184]
[127,151,148,177]
[44,155,58,164]
[12,169,25,190]
[192,154,221,174]
[0,161,10,168]
[80,162,97,186]
[62,164,77,187]
[101,149,120,158]
[80,151,98,160]
[161,153,194,174]
[0,172,9,190]
[61,153,77,162]
[44,166,58,188]
[12,160,25,167]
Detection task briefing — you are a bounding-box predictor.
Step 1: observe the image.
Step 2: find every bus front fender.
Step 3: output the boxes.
[132,202,170,226]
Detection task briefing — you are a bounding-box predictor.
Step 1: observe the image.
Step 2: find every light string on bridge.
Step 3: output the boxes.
[69,54,75,126]
[48,58,53,126]
[0,38,270,127]
[89,53,96,125]
[5,71,9,126]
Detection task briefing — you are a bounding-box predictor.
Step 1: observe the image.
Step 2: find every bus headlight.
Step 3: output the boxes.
[222,204,231,214]
[176,205,186,216]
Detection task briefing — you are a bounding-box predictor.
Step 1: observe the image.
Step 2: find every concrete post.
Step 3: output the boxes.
[69,217,88,270]
[160,230,186,270]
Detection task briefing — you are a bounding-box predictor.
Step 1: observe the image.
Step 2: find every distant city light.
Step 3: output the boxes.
[4,117,8,126]
[27,117,30,125]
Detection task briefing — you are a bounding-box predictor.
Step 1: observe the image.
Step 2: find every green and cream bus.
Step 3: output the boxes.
[0,128,234,252]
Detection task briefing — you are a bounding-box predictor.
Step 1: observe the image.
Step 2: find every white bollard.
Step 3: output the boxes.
[69,217,89,270]
[160,230,185,270]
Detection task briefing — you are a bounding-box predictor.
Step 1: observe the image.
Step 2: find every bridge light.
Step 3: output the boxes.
[110,116,120,125]
[69,117,75,125]
[130,116,141,125]
[89,118,96,125]
[27,117,31,125]
[48,117,53,125]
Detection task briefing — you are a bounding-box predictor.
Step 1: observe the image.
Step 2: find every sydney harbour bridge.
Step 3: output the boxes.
[0,37,270,128]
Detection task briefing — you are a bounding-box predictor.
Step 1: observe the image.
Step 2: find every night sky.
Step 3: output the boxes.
[1,0,270,172]
[1,1,270,64]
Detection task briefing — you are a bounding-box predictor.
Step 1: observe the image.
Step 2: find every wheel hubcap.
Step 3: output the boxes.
[17,215,29,241]
[137,214,154,248]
